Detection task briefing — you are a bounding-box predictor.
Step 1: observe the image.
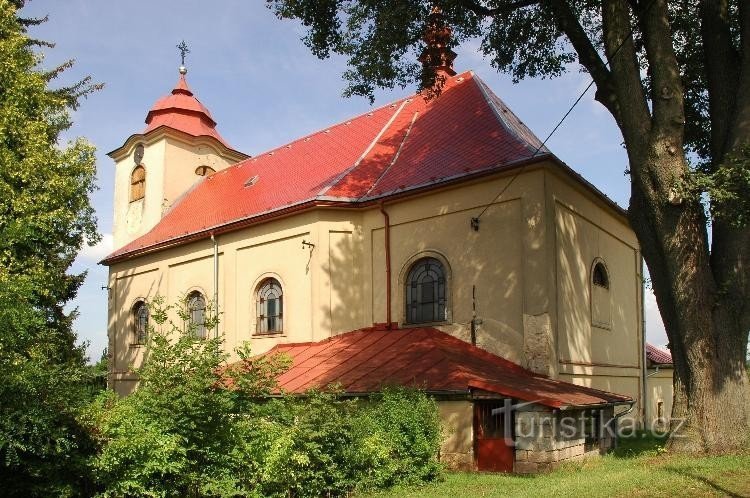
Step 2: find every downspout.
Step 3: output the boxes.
[640,258,647,429]
[379,202,392,330]
[211,233,219,338]
[613,400,637,449]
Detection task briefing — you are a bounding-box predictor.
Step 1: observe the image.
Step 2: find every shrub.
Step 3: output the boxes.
[87,296,443,497]
[243,388,443,497]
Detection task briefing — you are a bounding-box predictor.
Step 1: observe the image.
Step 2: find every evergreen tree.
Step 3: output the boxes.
[0,0,101,494]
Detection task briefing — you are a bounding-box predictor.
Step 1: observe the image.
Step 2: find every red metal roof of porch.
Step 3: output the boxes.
[259,327,633,410]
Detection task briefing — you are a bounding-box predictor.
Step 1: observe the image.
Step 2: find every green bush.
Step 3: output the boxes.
[87,296,443,497]
[243,389,442,498]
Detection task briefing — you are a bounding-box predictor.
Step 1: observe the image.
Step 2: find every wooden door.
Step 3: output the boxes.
[474,400,515,472]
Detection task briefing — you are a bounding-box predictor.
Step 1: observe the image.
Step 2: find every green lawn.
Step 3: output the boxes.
[360,435,750,497]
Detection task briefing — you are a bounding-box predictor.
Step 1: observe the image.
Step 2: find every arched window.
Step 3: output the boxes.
[130,165,146,202]
[256,278,283,334]
[405,257,447,324]
[592,262,609,289]
[132,301,149,345]
[187,291,207,339]
[195,165,216,177]
[591,259,611,328]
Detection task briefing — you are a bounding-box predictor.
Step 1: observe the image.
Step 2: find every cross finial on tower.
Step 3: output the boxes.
[177,40,190,75]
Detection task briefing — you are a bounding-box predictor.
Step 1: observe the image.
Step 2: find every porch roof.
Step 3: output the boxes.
[260,327,633,410]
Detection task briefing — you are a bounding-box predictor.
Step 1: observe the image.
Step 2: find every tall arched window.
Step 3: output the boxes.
[132,301,149,345]
[256,278,283,334]
[130,165,146,202]
[405,257,447,324]
[591,259,611,328]
[187,291,207,339]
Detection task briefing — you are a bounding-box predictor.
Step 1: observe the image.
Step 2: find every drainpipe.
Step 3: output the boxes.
[211,233,219,338]
[640,257,647,429]
[613,400,637,449]
[379,202,392,330]
[471,285,481,346]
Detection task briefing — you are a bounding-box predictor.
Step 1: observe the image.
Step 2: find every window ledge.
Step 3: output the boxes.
[251,333,286,339]
[129,343,145,348]
[592,321,612,331]
[401,321,449,329]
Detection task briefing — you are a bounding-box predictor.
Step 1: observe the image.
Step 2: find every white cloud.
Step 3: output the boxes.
[77,233,113,262]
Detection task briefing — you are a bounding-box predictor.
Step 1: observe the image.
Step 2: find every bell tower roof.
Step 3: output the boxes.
[143,71,231,147]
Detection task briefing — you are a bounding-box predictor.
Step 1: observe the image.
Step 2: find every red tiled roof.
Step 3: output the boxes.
[646,343,673,365]
[143,74,231,147]
[262,327,633,409]
[103,71,552,264]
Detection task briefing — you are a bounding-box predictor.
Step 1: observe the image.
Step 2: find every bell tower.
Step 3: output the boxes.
[108,43,249,250]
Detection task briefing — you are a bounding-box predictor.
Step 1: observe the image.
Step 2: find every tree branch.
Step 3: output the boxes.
[701,0,740,162]
[458,0,540,17]
[602,0,651,146]
[725,0,750,152]
[544,0,620,121]
[637,0,685,138]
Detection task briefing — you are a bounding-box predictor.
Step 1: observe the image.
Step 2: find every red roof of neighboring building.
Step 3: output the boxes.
[259,327,632,409]
[103,71,554,264]
[143,74,231,147]
[646,343,673,365]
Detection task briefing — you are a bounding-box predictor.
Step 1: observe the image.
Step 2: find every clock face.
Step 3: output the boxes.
[134,144,144,165]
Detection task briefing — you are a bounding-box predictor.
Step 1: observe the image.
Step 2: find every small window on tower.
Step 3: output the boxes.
[130,165,146,202]
[195,165,216,177]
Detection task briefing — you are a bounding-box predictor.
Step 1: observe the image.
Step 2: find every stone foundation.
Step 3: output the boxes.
[513,405,615,473]
[440,451,475,471]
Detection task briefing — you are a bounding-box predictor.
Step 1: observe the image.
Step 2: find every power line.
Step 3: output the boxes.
[472,0,655,225]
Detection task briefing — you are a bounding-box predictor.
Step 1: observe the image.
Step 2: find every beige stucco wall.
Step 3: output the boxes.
[438,400,474,470]
[107,162,644,424]
[365,172,530,366]
[646,367,673,429]
[110,131,243,251]
[546,168,643,426]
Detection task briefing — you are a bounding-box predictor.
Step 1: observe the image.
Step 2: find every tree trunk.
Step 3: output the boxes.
[628,148,750,453]
[596,0,750,453]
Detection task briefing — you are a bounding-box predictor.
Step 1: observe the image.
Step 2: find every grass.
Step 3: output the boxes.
[359,434,750,497]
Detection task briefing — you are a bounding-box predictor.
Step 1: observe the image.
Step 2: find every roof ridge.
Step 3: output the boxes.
[360,110,421,200]
[230,97,412,173]
[318,99,410,197]
[471,72,547,156]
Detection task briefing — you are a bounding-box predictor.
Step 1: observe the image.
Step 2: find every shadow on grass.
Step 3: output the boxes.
[612,431,669,458]
[663,467,744,498]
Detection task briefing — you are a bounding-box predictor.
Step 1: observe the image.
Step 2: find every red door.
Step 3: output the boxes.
[474,400,515,472]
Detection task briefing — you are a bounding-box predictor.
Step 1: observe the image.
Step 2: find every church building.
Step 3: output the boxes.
[102,28,646,472]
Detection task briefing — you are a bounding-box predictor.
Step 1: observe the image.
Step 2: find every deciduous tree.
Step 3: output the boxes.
[267,0,750,452]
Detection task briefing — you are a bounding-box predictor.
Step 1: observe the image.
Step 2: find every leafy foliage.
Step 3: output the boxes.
[0,0,101,494]
[678,144,750,227]
[243,388,443,497]
[88,296,442,497]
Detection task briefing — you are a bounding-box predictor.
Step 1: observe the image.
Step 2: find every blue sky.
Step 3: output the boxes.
[20,0,668,361]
